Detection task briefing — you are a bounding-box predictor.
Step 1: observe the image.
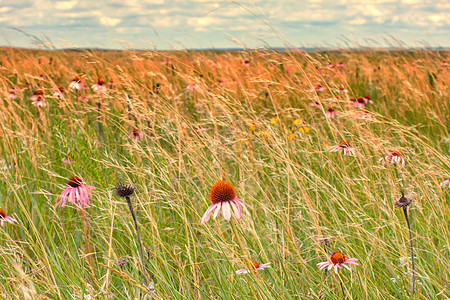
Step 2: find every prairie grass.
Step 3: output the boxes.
[0,47,449,299]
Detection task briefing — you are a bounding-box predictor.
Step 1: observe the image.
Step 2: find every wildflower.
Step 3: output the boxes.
[313,85,326,92]
[117,257,129,268]
[193,126,207,133]
[310,101,321,108]
[257,131,271,138]
[440,178,450,188]
[236,261,271,275]
[69,76,83,90]
[337,62,344,68]
[379,151,405,167]
[325,107,337,118]
[249,122,256,133]
[107,80,116,86]
[394,191,412,208]
[354,110,372,119]
[270,117,278,125]
[201,180,252,224]
[56,176,95,211]
[31,90,46,107]
[352,97,366,109]
[298,126,310,134]
[0,208,17,226]
[161,60,172,65]
[289,134,296,140]
[53,86,65,99]
[92,79,107,93]
[330,141,356,156]
[115,183,136,198]
[61,158,71,164]
[130,128,143,141]
[317,252,358,273]
[336,87,348,93]
[243,60,250,67]
[186,83,196,92]
[9,88,18,99]
[217,80,225,86]
[327,63,335,69]
[293,119,302,125]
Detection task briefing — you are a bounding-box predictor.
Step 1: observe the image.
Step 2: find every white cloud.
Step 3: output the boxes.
[99,16,122,26]
[55,0,78,10]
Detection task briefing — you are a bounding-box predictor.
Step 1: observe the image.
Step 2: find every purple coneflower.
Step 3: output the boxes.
[193,126,207,133]
[354,110,372,119]
[236,261,271,275]
[31,90,46,107]
[69,76,83,90]
[9,88,18,99]
[337,62,344,68]
[313,84,326,92]
[379,151,405,167]
[201,181,252,225]
[61,158,71,164]
[310,101,321,108]
[0,208,17,226]
[129,128,143,141]
[325,107,337,118]
[330,141,356,156]
[53,86,65,99]
[56,176,95,211]
[243,60,250,67]
[327,63,335,69]
[92,79,107,93]
[317,252,358,273]
[107,80,116,86]
[336,87,348,93]
[440,178,450,188]
[161,60,172,65]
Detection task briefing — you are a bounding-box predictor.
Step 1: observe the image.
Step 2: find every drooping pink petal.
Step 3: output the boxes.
[236,269,248,275]
[201,203,217,225]
[230,200,242,220]
[222,201,231,221]
[212,202,222,220]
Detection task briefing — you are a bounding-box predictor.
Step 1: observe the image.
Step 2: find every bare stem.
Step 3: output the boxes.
[403,207,415,299]
[80,209,93,267]
[126,196,152,294]
[340,280,345,299]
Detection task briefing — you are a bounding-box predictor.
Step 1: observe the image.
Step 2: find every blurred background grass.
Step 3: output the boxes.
[0,47,449,299]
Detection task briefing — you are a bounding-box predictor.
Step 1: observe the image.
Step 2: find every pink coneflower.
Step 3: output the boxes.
[354,110,372,119]
[107,80,116,86]
[330,141,356,156]
[69,76,83,90]
[325,107,337,118]
[129,128,143,141]
[201,180,252,225]
[0,208,17,226]
[9,88,18,99]
[336,87,348,93]
[31,90,46,107]
[310,101,321,108]
[337,62,344,68]
[353,97,366,109]
[317,252,358,273]
[440,178,450,188]
[379,150,405,167]
[186,83,196,92]
[56,176,95,211]
[217,80,225,86]
[161,60,172,65]
[243,60,250,67]
[362,96,373,104]
[327,63,335,69]
[313,85,326,92]
[236,261,271,275]
[53,86,65,99]
[193,126,207,133]
[91,79,107,93]
[61,158,71,164]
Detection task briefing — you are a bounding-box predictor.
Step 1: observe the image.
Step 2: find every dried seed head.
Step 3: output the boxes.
[117,257,128,267]
[68,176,83,188]
[330,252,346,264]
[209,181,236,204]
[0,208,6,218]
[115,183,135,198]
[394,192,412,208]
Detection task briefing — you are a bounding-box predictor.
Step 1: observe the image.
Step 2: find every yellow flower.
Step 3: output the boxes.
[293,119,302,125]
[288,134,296,140]
[249,122,256,133]
[298,126,310,134]
[239,139,250,145]
[257,131,271,138]
[270,117,278,125]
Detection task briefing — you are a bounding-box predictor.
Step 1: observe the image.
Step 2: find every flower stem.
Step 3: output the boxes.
[125,196,152,295]
[79,209,93,267]
[403,207,415,299]
[340,280,346,299]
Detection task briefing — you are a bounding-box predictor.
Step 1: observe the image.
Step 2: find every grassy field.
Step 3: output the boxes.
[0,47,449,299]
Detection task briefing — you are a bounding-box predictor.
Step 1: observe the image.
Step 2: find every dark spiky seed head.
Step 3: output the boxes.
[394,192,412,208]
[115,183,135,198]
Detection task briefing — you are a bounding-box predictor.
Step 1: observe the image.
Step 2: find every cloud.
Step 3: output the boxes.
[99,16,122,26]
[54,0,78,10]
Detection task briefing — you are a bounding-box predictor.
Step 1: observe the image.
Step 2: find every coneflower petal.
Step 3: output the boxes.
[213,202,222,219]
[201,204,217,225]
[230,200,241,220]
[222,201,232,221]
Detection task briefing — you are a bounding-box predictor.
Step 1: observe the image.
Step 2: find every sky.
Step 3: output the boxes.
[0,0,449,50]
